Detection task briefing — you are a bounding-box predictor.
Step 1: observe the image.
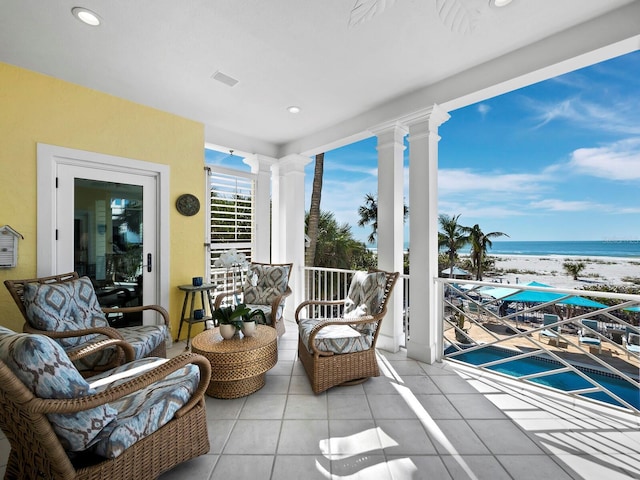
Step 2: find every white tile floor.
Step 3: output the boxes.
[1,320,639,479]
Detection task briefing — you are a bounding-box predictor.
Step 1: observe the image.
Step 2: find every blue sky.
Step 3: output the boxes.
[207,49,640,245]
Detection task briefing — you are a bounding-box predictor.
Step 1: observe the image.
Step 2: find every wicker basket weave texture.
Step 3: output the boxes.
[191,326,278,398]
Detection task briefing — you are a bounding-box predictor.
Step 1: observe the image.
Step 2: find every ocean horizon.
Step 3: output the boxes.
[386,240,640,258]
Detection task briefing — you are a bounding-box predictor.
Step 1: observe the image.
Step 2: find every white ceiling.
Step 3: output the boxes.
[1,0,639,157]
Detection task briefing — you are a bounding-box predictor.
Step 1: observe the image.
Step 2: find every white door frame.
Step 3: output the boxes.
[37,143,170,312]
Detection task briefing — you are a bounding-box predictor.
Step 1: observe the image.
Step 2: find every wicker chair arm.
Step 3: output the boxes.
[295,299,345,323]
[102,304,170,326]
[66,338,136,365]
[22,323,125,341]
[25,353,212,416]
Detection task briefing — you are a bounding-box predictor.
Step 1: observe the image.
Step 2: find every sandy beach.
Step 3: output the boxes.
[475,254,640,290]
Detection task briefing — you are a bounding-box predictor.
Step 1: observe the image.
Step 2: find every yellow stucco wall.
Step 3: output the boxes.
[0,62,206,338]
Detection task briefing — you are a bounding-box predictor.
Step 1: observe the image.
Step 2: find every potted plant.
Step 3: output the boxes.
[212,303,250,339]
[212,303,268,339]
[241,309,267,337]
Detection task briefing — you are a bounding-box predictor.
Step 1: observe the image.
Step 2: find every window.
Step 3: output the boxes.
[207,166,256,287]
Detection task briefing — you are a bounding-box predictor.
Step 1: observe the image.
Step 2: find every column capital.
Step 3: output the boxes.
[243,154,278,174]
[371,123,409,152]
[402,104,450,131]
[277,154,313,174]
[370,121,409,139]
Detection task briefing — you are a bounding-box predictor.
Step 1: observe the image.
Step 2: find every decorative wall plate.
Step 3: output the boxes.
[176,193,200,216]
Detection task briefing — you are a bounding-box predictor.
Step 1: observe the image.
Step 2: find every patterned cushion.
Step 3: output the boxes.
[89,358,201,458]
[245,304,284,326]
[344,271,386,315]
[344,271,386,333]
[68,325,168,371]
[0,327,117,451]
[298,318,373,354]
[243,264,290,305]
[119,325,168,357]
[23,276,109,348]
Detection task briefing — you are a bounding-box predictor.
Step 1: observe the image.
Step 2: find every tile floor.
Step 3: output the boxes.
[1,320,639,479]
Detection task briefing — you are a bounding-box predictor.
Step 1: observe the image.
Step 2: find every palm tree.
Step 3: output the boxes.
[357,193,378,244]
[438,214,468,278]
[563,261,586,280]
[306,210,370,269]
[462,224,509,280]
[305,153,324,266]
[357,193,409,245]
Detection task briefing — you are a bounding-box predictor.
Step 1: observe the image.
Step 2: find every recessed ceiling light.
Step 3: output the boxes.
[491,0,513,7]
[287,106,301,114]
[71,7,101,26]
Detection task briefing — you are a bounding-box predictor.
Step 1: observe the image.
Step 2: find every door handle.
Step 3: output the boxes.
[146,253,152,273]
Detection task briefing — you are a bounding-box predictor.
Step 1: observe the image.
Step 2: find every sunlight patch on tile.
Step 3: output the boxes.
[319,427,397,460]
[391,382,479,480]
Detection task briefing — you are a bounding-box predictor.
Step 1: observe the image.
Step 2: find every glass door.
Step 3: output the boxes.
[74,179,144,325]
[57,164,158,327]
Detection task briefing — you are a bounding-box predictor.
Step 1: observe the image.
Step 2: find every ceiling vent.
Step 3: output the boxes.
[211,71,239,87]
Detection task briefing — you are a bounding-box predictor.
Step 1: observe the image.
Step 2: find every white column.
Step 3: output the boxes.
[406,105,450,364]
[371,123,408,352]
[243,154,277,263]
[273,154,312,320]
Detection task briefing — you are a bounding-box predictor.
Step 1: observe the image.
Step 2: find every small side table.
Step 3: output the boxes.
[177,283,217,349]
[191,326,278,398]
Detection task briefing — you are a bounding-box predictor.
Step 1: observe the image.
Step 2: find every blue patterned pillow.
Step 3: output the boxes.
[243,264,290,305]
[344,271,386,334]
[90,359,200,458]
[23,276,109,348]
[0,327,117,451]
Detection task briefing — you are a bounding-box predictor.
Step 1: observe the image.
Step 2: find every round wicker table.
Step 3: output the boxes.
[191,325,278,399]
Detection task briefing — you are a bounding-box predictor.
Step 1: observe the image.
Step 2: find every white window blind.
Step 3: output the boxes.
[207,166,256,283]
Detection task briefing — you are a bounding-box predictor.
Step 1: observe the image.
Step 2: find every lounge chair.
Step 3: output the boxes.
[214,262,292,337]
[0,326,210,479]
[622,327,640,359]
[578,319,602,354]
[294,269,399,394]
[539,313,565,346]
[4,272,169,376]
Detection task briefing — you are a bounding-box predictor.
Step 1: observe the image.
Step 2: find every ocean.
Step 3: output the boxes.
[449,240,640,258]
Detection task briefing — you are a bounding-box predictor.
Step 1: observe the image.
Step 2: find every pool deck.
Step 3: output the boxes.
[446,321,640,378]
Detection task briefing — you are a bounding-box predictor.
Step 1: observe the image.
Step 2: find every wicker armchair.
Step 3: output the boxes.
[294,269,399,394]
[4,272,169,375]
[214,262,292,337]
[0,327,211,480]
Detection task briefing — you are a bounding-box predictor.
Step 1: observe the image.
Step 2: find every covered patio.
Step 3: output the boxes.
[1,320,638,479]
[1,2,639,478]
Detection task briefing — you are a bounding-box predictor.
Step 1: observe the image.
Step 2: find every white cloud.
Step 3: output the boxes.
[477,103,490,118]
[438,168,549,194]
[569,138,640,180]
[529,198,603,212]
[529,96,640,135]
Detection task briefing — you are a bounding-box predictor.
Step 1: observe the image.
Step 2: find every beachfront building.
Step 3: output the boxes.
[0,2,639,478]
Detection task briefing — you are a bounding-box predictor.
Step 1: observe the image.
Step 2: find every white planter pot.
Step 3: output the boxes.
[241,321,256,337]
[219,324,237,340]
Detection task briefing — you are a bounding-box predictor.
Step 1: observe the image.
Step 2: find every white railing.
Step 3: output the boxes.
[303,266,640,414]
[438,278,640,414]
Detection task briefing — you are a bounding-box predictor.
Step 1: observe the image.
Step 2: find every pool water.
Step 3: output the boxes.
[448,347,640,410]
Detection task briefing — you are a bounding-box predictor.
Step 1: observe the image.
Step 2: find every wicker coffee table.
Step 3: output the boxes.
[191,325,278,399]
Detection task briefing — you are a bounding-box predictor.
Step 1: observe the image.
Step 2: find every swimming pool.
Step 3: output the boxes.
[446,346,640,410]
